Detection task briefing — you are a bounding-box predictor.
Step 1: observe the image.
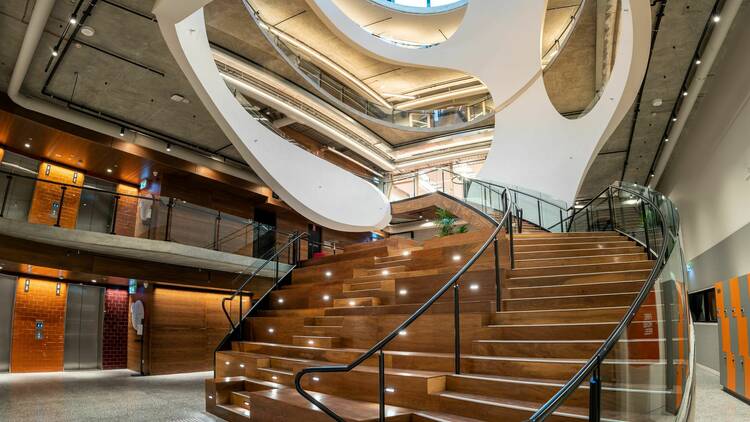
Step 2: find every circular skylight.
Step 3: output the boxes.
[379,0,465,10]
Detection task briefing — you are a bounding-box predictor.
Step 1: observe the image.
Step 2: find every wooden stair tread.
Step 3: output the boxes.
[247,382,414,421]
[434,391,590,420]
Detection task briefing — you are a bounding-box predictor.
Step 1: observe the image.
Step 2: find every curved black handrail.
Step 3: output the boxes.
[294,188,513,421]
[220,232,306,331]
[528,184,676,421]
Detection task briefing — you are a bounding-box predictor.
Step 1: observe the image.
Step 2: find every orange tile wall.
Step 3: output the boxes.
[0,148,5,162]
[10,279,68,373]
[114,184,138,236]
[27,162,84,228]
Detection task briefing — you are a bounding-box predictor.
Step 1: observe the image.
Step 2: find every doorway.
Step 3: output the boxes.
[253,208,277,258]
[308,224,322,259]
[0,275,16,372]
[63,285,104,370]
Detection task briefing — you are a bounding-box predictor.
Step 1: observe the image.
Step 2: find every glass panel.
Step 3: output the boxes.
[598,233,689,420]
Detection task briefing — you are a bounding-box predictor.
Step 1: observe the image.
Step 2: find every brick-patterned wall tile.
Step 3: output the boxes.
[27,163,84,229]
[11,279,68,373]
[103,288,129,369]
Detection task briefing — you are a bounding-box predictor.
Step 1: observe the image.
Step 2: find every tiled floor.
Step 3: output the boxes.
[0,369,220,421]
[694,364,750,421]
[1,365,749,421]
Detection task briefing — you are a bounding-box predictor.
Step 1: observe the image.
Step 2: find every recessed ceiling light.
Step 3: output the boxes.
[51,49,58,57]
[683,91,688,97]
[69,17,77,25]
[695,59,701,65]
[664,138,669,143]
[170,94,185,102]
[672,117,677,122]
[80,26,95,37]
[651,98,662,107]
[712,15,720,23]
[166,144,171,152]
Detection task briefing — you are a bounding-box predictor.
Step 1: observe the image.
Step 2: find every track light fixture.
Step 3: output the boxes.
[52,49,58,57]
[166,143,172,152]
[119,127,125,137]
[69,17,77,25]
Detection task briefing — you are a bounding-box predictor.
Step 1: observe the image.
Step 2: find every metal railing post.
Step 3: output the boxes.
[493,238,501,312]
[110,195,120,234]
[507,211,515,269]
[453,282,461,374]
[607,187,616,231]
[641,201,652,256]
[165,197,175,241]
[537,199,542,227]
[589,365,602,422]
[55,186,67,227]
[559,209,564,233]
[214,212,222,251]
[0,175,12,218]
[379,350,385,421]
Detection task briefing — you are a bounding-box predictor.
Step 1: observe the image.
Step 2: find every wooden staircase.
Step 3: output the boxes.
[207,230,659,421]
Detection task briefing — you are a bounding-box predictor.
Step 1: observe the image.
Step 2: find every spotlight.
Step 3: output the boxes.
[24,143,31,148]
[712,15,720,23]
[166,143,171,152]
[672,117,677,122]
[322,295,330,301]
[650,173,655,178]
[695,59,702,65]
[313,377,320,382]
[106,168,112,173]
[683,91,688,97]
[402,250,410,256]
[69,17,77,25]
[277,298,284,304]
[52,49,58,57]
[664,138,669,143]
[325,271,332,277]
[452,254,461,261]
[119,127,125,136]
[268,328,275,333]
[399,289,408,296]
[399,330,407,336]
[469,284,479,291]
[382,270,389,276]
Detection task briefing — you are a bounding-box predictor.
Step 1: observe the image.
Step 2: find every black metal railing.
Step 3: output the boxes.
[293,184,515,421]
[0,169,274,257]
[528,182,690,421]
[214,231,341,367]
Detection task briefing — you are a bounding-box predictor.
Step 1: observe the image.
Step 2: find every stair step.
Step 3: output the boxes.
[216,404,252,418]
[434,391,584,421]
[241,383,413,421]
[514,241,636,252]
[229,391,253,409]
[493,304,658,324]
[509,260,653,278]
[514,253,648,269]
[333,296,381,308]
[292,335,341,348]
[514,246,644,259]
[507,269,652,287]
[506,280,645,298]
[472,338,663,359]
[514,231,619,238]
[483,320,657,340]
[502,291,640,311]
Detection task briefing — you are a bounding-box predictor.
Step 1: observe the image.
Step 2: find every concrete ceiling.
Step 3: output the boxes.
[0,0,719,203]
[577,0,717,199]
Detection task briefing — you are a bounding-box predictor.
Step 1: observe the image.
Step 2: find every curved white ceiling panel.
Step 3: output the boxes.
[307,0,651,203]
[153,0,391,231]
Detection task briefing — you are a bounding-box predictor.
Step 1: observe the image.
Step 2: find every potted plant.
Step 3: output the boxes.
[435,208,468,237]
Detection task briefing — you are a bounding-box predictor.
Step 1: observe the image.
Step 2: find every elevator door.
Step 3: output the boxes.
[0,275,16,372]
[64,285,104,370]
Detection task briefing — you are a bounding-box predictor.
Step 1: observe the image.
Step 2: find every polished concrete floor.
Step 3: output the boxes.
[0,366,748,421]
[694,364,750,421]
[0,369,220,421]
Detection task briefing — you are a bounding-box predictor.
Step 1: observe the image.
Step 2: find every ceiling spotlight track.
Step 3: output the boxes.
[647,0,731,186]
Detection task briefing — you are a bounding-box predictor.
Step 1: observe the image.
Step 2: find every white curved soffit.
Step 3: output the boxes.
[306,0,651,203]
[152,0,391,232]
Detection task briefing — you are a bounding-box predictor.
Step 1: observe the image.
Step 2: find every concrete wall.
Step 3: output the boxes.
[657,13,750,370]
